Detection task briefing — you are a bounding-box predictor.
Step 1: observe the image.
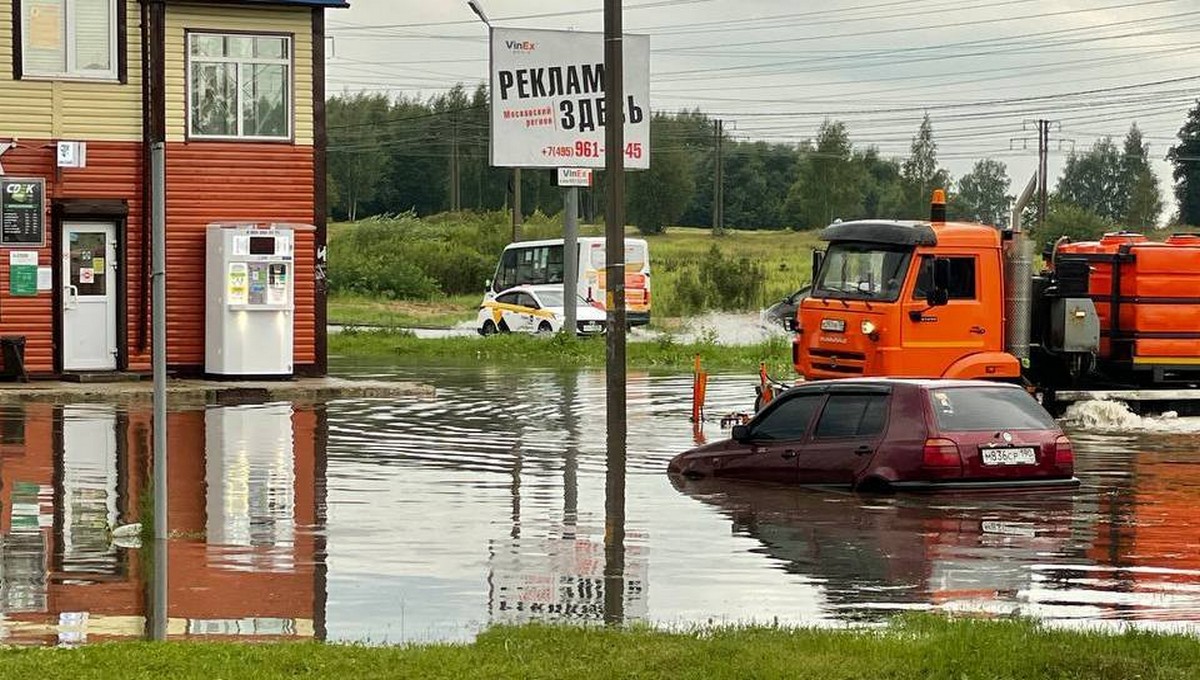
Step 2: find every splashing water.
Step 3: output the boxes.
[1060,399,1200,434]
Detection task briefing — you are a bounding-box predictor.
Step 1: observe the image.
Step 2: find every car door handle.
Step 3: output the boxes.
[854,445,873,456]
[781,449,798,459]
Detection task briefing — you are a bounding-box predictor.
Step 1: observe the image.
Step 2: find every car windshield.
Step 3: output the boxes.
[814,243,912,301]
[928,387,1059,431]
[536,290,564,307]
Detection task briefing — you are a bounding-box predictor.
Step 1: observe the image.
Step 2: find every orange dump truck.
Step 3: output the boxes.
[792,180,1200,414]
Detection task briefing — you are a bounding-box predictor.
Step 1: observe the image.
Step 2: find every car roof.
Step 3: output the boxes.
[788,377,1021,392]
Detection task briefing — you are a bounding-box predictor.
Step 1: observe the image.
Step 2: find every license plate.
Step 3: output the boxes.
[820,318,845,332]
[980,447,1037,466]
[581,322,601,331]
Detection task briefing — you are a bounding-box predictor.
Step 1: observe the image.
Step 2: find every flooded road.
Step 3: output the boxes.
[1,364,1199,644]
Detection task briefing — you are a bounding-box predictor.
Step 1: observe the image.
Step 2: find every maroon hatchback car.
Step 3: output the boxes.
[668,379,1079,492]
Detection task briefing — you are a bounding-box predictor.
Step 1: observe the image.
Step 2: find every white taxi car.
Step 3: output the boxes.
[478,286,607,336]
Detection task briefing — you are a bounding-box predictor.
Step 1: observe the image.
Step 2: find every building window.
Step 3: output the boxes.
[188,33,291,140]
[20,0,118,80]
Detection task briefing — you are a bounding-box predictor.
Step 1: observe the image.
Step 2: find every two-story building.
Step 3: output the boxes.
[0,0,345,377]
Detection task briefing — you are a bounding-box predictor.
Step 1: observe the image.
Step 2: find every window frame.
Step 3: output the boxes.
[812,393,890,440]
[185,29,295,143]
[912,255,978,301]
[17,0,122,82]
[747,392,825,442]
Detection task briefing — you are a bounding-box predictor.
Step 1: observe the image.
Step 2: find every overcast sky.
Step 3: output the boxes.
[325,0,1200,218]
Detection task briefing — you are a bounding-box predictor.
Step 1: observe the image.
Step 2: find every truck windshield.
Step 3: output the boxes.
[813,243,912,302]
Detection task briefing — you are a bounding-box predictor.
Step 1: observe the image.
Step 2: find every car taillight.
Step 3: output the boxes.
[1054,435,1074,466]
[922,438,961,468]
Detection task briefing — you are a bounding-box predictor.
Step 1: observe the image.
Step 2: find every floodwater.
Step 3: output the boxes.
[2,364,1200,646]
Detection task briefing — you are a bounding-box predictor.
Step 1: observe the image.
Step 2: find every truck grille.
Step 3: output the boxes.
[809,348,867,375]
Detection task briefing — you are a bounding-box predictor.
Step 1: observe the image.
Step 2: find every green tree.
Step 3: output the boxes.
[1033,200,1115,249]
[901,114,951,218]
[628,113,696,234]
[784,120,863,228]
[326,92,392,220]
[1119,124,1163,227]
[1168,101,1200,225]
[1055,137,1124,221]
[951,159,1012,227]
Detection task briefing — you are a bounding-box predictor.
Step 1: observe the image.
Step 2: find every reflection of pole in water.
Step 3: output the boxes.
[560,371,579,538]
[510,439,522,540]
[313,406,330,642]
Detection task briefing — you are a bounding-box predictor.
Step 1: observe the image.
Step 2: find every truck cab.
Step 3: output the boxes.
[794,219,1021,382]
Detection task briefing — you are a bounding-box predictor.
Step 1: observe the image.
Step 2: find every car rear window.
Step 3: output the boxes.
[928,387,1057,431]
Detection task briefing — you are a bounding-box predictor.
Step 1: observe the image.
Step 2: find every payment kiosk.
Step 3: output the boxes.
[205,223,297,377]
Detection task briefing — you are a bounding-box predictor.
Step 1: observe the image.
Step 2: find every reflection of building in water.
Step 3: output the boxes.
[488,530,648,624]
[0,402,326,645]
[205,404,296,570]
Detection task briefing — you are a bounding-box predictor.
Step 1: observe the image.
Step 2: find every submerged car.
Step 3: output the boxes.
[762,284,810,330]
[478,286,606,336]
[668,378,1078,492]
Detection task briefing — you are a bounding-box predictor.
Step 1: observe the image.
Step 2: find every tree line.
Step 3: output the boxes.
[329,83,1200,241]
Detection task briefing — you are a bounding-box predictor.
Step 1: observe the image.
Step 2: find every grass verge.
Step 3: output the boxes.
[328,292,478,328]
[3,616,1197,679]
[328,329,794,375]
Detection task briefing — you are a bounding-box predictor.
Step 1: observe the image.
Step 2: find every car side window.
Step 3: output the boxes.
[518,293,539,309]
[750,394,823,441]
[814,394,889,439]
[913,256,977,300]
[496,292,519,306]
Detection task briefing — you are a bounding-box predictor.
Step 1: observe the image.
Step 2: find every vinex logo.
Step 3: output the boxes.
[506,40,535,52]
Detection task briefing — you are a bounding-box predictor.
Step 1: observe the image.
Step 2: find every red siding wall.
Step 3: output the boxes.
[165,142,316,370]
[0,140,317,375]
[0,141,145,375]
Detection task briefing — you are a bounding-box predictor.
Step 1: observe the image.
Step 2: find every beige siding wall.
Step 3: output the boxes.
[166,3,313,145]
[0,0,142,141]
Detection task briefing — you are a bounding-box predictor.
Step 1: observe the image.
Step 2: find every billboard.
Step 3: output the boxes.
[490,27,650,170]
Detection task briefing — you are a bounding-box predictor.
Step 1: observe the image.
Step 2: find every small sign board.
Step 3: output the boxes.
[1,177,46,247]
[556,168,593,187]
[56,141,87,168]
[9,250,38,296]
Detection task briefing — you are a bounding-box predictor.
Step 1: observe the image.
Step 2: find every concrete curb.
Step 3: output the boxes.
[0,378,434,407]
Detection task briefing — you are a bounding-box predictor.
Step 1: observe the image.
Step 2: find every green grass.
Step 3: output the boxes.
[3,617,1198,679]
[328,329,794,374]
[327,220,818,328]
[646,226,820,316]
[328,292,479,328]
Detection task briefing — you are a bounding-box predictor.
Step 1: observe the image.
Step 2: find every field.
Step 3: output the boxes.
[328,214,820,328]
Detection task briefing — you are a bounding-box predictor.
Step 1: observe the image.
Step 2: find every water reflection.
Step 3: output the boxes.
[325,365,1200,637]
[3,366,1200,645]
[0,402,326,645]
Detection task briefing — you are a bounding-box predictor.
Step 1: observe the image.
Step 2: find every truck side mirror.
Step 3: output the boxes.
[811,250,825,282]
[925,258,951,307]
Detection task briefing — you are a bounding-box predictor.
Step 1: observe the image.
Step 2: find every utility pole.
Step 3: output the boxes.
[602,0,627,628]
[512,167,522,242]
[713,119,724,235]
[563,185,579,334]
[450,114,461,211]
[1013,119,1066,232]
[1037,119,1049,230]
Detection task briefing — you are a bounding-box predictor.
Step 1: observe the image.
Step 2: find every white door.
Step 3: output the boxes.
[62,222,117,371]
[61,405,119,573]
